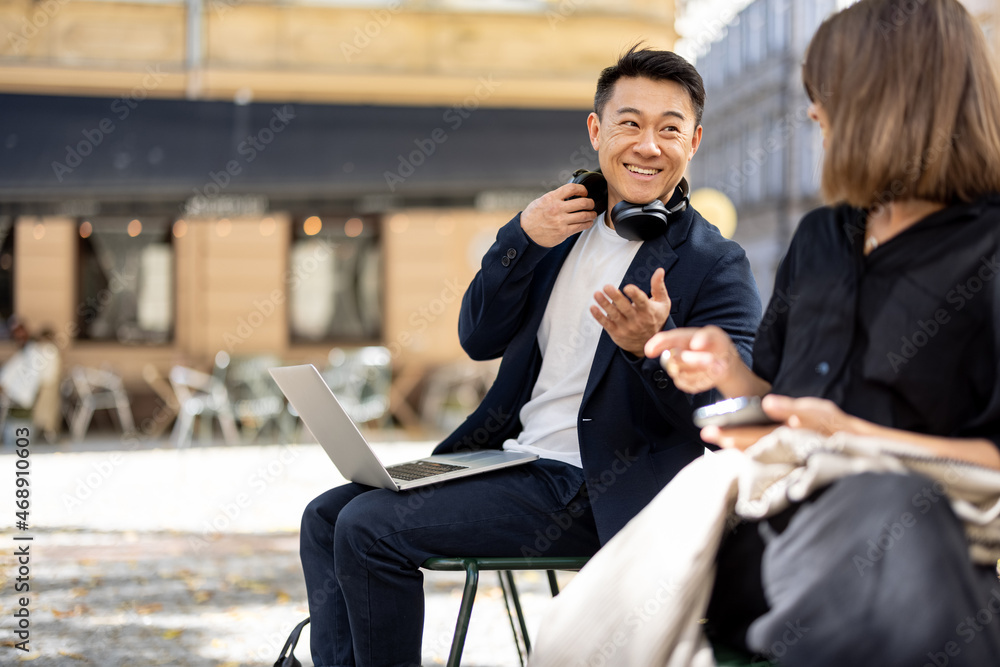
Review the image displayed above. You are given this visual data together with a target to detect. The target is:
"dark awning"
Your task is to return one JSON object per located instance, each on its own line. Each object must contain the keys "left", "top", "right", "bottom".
{"left": 0, "top": 93, "right": 597, "bottom": 216}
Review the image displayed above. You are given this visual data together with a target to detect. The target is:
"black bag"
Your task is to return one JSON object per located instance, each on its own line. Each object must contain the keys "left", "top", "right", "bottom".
{"left": 274, "top": 617, "right": 310, "bottom": 667}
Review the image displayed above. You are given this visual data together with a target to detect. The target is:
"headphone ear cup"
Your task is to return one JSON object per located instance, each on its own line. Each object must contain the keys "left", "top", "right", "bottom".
{"left": 568, "top": 170, "right": 608, "bottom": 216}
{"left": 609, "top": 200, "right": 631, "bottom": 226}
{"left": 610, "top": 200, "right": 669, "bottom": 241}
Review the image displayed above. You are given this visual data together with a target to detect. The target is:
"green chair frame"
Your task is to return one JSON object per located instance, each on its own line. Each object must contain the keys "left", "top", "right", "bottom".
{"left": 421, "top": 555, "right": 774, "bottom": 667}
{"left": 421, "top": 556, "right": 588, "bottom": 667}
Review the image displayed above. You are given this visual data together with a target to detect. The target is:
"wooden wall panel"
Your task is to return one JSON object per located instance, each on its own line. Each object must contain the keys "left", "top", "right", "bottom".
{"left": 13, "top": 216, "right": 75, "bottom": 336}
{"left": 0, "top": 0, "right": 676, "bottom": 108}
{"left": 382, "top": 208, "right": 508, "bottom": 367}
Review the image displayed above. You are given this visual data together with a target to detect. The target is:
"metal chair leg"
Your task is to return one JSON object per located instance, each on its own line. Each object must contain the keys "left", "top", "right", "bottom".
{"left": 446, "top": 558, "right": 480, "bottom": 667}
{"left": 503, "top": 570, "right": 533, "bottom": 655}
{"left": 546, "top": 570, "right": 560, "bottom": 596}
{"left": 498, "top": 572, "right": 527, "bottom": 667}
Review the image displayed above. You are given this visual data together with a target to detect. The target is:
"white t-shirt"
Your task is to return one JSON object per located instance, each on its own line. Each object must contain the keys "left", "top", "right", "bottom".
{"left": 502, "top": 213, "right": 643, "bottom": 467}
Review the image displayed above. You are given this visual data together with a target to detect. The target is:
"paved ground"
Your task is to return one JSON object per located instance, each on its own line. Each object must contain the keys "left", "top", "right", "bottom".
{"left": 0, "top": 431, "right": 576, "bottom": 665}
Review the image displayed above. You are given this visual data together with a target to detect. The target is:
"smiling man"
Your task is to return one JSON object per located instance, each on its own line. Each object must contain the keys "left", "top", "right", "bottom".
{"left": 298, "top": 45, "right": 761, "bottom": 667}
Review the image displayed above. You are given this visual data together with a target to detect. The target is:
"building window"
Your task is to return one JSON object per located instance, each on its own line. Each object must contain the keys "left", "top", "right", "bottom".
{"left": 796, "top": 0, "right": 837, "bottom": 50}
{"left": 0, "top": 216, "right": 13, "bottom": 328}
{"left": 746, "top": 3, "right": 765, "bottom": 65}
{"left": 768, "top": 0, "right": 790, "bottom": 52}
{"left": 726, "top": 22, "right": 742, "bottom": 80}
{"left": 701, "top": 47, "right": 721, "bottom": 91}
{"left": 289, "top": 215, "right": 382, "bottom": 343}
{"left": 727, "top": 134, "right": 743, "bottom": 206}
{"left": 766, "top": 115, "right": 786, "bottom": 197}
{"left": 745, "top": 124, "right": 764, "bottom": 203}
{"left": 689, "top": 148, "right": 706, "bottom": 190}
{"left": 77, "top": 218, "right": 174, "bottom": 344}
{"left": 797, "top": 121, "right": 823, "bottom": 195}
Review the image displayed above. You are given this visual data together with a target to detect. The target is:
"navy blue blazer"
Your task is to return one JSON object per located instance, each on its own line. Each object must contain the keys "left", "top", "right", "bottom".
{"left": 433, "top": 206, "right": 762, "bottom": 543}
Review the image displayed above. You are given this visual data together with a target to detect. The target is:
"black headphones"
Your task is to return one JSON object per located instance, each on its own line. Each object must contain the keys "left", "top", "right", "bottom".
{"left": 568, "top": 169, "right": 690, "bottom": 242}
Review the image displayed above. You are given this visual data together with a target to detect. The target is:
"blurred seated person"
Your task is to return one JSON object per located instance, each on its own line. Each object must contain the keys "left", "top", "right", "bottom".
{"left": 1, "top": 317, "right": 61, "bottom": 442}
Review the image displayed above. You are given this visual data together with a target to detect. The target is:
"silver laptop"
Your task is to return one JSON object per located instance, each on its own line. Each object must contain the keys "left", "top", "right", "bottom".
{"left": 269, "top": 364, "right": 537, "bottom": 491}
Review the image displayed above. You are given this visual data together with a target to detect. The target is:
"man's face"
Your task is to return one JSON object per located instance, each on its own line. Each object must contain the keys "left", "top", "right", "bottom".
{"left": 587, "top": 76, "right": 702, "bottom": 212}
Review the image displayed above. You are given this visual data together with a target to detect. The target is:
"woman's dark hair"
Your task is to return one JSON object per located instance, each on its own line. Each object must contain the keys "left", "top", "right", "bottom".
{"left": 594, "top": 44, "right": 706, "bottom": 126}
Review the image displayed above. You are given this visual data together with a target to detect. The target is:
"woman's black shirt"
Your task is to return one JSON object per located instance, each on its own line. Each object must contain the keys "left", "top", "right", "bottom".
{"left": 753, "top": 196, "right": 1000, "bottom": 449}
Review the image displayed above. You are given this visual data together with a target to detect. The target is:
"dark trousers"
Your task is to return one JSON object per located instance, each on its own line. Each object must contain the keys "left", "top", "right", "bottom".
{"left": 707, "top": 472, "right": 1000, "bottom": 666}
{"left": 299, "top": 459, "right": 601, "bottom": 667}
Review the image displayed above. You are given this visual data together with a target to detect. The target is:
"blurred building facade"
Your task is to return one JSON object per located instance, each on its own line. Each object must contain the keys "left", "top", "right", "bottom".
{"left": 0, "top": 0, "right": 677, "bottom": 426}
{"left": 689, "top": 0, "right": 835, "bottom": 302}
{"left": 691, "top": 0, "right": 1000, "bottom": 302}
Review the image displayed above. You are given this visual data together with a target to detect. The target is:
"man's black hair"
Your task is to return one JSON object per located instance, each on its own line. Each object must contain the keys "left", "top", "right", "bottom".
{"left": 594, "top": 44, "right": 705, "bottom": 126}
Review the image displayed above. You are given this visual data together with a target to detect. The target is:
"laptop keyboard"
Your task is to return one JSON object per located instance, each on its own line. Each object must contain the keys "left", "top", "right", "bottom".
{"left": 386, "top": 461, "right": 468, "bottom": 481}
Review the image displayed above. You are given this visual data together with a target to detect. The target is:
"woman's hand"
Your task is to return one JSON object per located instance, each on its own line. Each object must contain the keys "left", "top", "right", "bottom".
{"left": 700, "top": 424, "right": 781, "bottom": 451}
{"left": 645, "top": 326, "right": 771, "bottom": 398}
{"left": 760, "top": 394, "right": 856, "bottom": 434}
{"left": 645, "top": 326, "right": 739, "bottom": 394}
{"left": 700, "top": 394, "right": 857, "bottom": 451}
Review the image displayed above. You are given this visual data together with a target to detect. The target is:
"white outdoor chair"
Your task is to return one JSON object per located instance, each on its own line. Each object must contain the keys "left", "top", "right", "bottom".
{"left": 64, "top": 366, "right": 136, "bottom": 442}
{"left": 168, "top": 365, "right": 240, "bottom": 447}
{"left": 321, "top": 346, "right": 392, "bottom": 427}
{"left": 218, "top": 353, "right": 294, "bottom": 443}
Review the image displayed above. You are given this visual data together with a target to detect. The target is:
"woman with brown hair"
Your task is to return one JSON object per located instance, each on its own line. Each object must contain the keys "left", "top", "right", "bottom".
{"left": 639, "top": 0, "right": 1000, "bottom": 663}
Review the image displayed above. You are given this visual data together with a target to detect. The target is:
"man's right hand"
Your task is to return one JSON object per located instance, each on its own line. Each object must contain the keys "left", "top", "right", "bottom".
{"left": 520, "top": 183, "right": 598, "bottom": 248}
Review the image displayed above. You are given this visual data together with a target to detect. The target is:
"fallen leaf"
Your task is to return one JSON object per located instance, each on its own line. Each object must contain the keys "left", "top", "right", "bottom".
{"left": 241, "top": 581, "right": 270, "bottom": 594}
{"left": 134, "top": 603, "right": 163, "bottom": 615}
{"left": 193, "top": 590, "right": 212, "bottom": 604}
{"left": 51, "top": 605, "right": 90, "bottom": 618}
{"left": 58, "top": 651, "right": 87, "bottom": 660}
{"left": 70, "top": 588, "right": 89, "bottom": 599}
{"left": 161, "top": 629, "right": 184, "bottom": 640}
{"left": 276, "top": 591, "right": 291, "bottom": 604}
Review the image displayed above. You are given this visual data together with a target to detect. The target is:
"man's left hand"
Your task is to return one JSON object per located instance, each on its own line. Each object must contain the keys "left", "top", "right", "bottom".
{"left": 591, "top": 268, "right": 671, "bottom": 357}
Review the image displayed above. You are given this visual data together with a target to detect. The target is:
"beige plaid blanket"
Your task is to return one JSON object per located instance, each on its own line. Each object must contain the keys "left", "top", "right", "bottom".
{"left": 529, "top": 428, "right": 1000, "bottom": 667}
